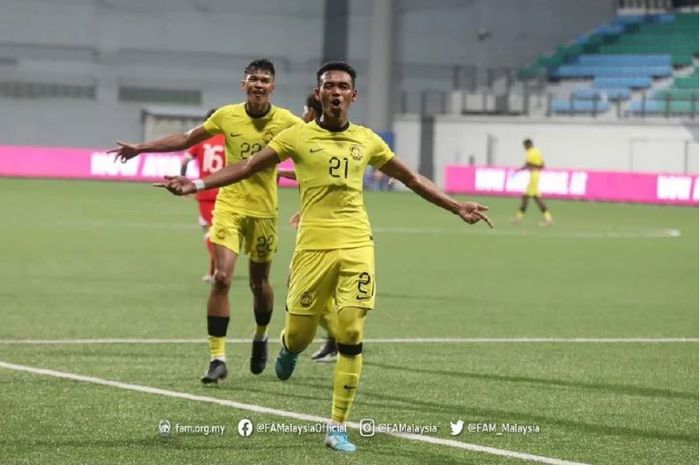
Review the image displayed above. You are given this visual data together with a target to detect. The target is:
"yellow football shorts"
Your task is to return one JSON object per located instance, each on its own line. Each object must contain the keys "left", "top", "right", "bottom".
{"left": 286, "top": 245, "right": 376, "bottom": 315}
{"left": 210, "top": 209, "right": 277, "bottom": 263}
{"left": 526, "top": 169, "right": 541, "bottom": 197}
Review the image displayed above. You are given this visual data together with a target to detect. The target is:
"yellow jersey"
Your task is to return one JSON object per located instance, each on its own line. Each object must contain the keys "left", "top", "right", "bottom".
{"left": 203, "top": 103, "right": 302, "bottom": 217}
{"left": 268, "top": 120, "right": 395, "bottom": 250}
{"left": 525, "top": 147, "right": 544, "bottom": 169}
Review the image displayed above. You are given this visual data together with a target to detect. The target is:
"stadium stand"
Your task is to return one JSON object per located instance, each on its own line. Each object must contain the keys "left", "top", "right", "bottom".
{"left": 629, "top": 65, "right": 699, "bottom": 115}
{"left": 517, "top": 12, "right": 698, "bottom": 117}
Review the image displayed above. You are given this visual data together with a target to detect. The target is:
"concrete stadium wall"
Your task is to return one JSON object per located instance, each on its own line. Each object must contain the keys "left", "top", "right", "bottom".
{"left": 349, "top": 0, "right": 616, "bottom": 109}
{"left": 395, "top": 0, "right": 616, "bottom": 69}
{"left": 393, "top": 115, "right": 700, "bottom": 186}
{"left": 393, "top": 116, "right": 421, "bottom": 173}
{"left": 0, "top": 0, "right": 325, "bottom": 147}
{"left": 0, "top": 0, "right": 615, "bottom": 147}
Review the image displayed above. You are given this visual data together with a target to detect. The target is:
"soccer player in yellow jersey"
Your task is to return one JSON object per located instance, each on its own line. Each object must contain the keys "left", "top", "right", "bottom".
{"left": 280, "top": 93, "right": 339, "bottom": 363}
{"left": 154, "top": 61, "right": 493, "bottom": 452}
{"left": 513, "top": 139, "right": 553, "bottom": 226}
{"left": 109, "top": 59, "right": 303, "bottom": 383}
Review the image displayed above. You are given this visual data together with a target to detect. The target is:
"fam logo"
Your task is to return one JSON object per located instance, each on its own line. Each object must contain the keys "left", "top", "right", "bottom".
{"left": 349, "top": 144, "right": 363, "bottom": 161}
{"left": 159, "top": 419, "right": 171, "bottom": 437}
{"left": 300, "top": 292, "right": 313, "bottom": 308}
{"left": 263, "top": 131, "right": 274, "bottom": 143}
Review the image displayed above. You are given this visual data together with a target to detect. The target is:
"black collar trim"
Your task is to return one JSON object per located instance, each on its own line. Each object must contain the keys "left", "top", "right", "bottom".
{"left": 245, "top": 103, "right": 272, "bottom": 119}
{"left": 317, "top": 118, "right": 350, "bottom": 133}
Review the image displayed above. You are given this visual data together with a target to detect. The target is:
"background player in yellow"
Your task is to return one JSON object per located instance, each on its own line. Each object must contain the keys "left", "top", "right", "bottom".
{"left": 109, "top": 59, "right": 303, "bottom": 383}
{"left": 513, "top": 138, "right": 553, "bottom": 226}
{"left": 154, "top": 61, "right": 493, "bottom": 453}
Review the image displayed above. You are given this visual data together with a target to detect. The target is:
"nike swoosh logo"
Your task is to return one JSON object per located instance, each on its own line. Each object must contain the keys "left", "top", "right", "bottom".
{"left": 230, "top": 133, "right": 242, "bottom": 137}
{"left": 310, "top": 147, "right": 323, "bottom": 153}
{"left": 343, "top": 385, "right": 357, "bottom": 390}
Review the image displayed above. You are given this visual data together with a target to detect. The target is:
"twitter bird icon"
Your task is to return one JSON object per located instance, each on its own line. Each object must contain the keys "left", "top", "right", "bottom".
{"left": 449, "top": 420, "right": 464, "bottom": 436}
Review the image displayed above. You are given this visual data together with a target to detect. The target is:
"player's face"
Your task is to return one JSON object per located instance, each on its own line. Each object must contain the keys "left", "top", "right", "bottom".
{"left": 241, "top": 70, "right": 275, "bottom": 105}
{"left": 316, "top": 70, "right": 357, "bottom": 118}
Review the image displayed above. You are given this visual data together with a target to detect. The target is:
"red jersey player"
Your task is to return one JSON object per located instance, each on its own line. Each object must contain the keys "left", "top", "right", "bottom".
{"left": 180, "top": 110, "right": 226, "bottom": 282}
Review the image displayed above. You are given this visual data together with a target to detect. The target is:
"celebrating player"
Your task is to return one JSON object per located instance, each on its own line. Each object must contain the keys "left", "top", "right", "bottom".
{"left": 110, "top": 59, "right": 303, "bottom": 383}
{"left": 280, "top": 93, "right": 339, "bottom": 363}
{"left": 154, "top": 61, "right": 493, "bottom": 452}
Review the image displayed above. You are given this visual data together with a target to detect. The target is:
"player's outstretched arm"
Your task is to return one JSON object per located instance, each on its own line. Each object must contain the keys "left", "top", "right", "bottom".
{"left": 155, "top": 147, "right": 281, "bottom": 196}
{"left": 379, "top": 157, "right": 493, "bottom": 228}
{"left": 278, "top": 168, "right": 297, "bottom": 180}
{"left": 109, "top": 126, "right": 211, "bottom": 163}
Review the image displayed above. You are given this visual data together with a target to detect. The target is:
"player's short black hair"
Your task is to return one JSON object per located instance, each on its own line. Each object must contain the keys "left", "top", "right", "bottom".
{"left": 244, "top": 59, "right": 275, "bottom": 77}
{"left": 206, "top": 108, "right": 217, "bottom": 119}
{"left": 523, "top": 139, "right": 533, "bottom": 146}
{"left": 316, "top": 61, "right": 356, "bottom": 87}
{"left": 305, "top": 93, "right": 322, "bottom": 115}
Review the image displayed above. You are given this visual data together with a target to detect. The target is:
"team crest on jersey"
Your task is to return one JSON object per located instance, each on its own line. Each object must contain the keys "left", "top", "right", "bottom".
{"left": 215, "top": 227, "right": 227, "bottom": 240}
{"left": 263, "top": 131, "right": 274, "bottom": 143}
{"left": 300, "top": 292, "right": 312, "bottom": 308}
{"left": 349, "top": 144, "right": 363, "bottom": 161}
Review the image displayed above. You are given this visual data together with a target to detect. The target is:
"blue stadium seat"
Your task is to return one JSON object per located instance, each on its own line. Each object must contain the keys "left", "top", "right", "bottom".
{"left": 553, "top": 65, "right": 672, "bottom": 78}
{"left": 573, "top": 34, "right": 591, "bottom": 45}
{"left": 572, "top": 88, "right": 604, "bottom": 100}
{"left": 602, "top": 88, "right": 632, "bottom": 100}
{"left": 574, "top": 87, "right": 630, "bottom": 100}
{"left": 594, "top": 77, "right": 652, "bottom": 89}
{"left": 594, "top": 24, "right": 625, "bottom": 35}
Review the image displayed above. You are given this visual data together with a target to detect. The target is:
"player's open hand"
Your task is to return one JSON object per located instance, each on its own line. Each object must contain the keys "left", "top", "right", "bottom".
{"left": 153, "top": 175, "right": 196, "bottom": 196}
{"left": 289, "top": 212, "right": 301, "bottom": 229}
{"left": 457, "top": 202, "right": 494, "bottom": 228}
{"left": 108, "top": 141, "right": 140, "bottom": 163}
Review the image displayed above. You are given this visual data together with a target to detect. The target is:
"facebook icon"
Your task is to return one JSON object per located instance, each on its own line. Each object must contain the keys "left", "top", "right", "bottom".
{"left": 237, "top": 418, "right": 253, "bottom": 437}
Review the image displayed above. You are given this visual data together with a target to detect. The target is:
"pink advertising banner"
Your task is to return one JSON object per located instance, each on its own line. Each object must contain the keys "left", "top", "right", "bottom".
{"left": 445, "top": 165, "right": 698, "bottom": 206}
{"left": 0, "top": 145, "right": 298, "bottom": 187}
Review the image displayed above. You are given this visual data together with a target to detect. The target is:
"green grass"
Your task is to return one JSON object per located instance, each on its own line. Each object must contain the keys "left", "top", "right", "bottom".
{"left": 0, "top": 178, "right": 697, "bottom": 465}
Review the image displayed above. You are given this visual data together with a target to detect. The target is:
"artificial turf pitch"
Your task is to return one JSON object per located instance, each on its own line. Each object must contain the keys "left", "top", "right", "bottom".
{"left": 0, "top": 178, "right": 697, "bottom": 465}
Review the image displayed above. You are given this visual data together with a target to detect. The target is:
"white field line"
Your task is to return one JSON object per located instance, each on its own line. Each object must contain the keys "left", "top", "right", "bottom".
{"left": 0, "top": 360, "right": 595, "bottom": 465}
{"left": 0, "top": 337, "right": 696, "bottom": 345}
{"left": 372, "top": 226, "right": 682, "bottom": 239}
{"left": 2, "top": 218, "right": 682, "bottom": 239}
